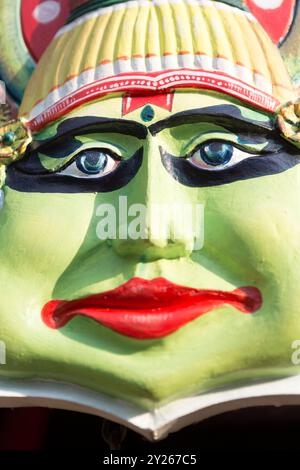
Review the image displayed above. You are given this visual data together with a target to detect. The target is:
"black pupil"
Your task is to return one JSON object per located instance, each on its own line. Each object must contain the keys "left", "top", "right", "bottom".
{"left": 76, "top": 150, "right": 108, "bottom": 174}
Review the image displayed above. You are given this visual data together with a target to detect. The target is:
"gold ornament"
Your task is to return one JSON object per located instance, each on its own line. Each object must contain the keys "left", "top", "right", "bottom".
{"left": 277, "top": 100, "right": 300, "bottom": 145}
{"left": 0, "top": 117, "right": 32, "bottom": 165}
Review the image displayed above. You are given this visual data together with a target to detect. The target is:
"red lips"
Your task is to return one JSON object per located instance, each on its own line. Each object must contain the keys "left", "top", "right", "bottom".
{"left": 41, "top": 277, "right": 262, "bottom": 339}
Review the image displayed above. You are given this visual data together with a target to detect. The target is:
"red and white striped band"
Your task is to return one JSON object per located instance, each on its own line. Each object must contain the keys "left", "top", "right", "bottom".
{"left": 27, "top": 69, "right": 280, "bottom": 132}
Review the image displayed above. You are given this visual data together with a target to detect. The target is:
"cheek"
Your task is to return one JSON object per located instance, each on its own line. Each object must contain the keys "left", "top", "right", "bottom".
{"left": 228, "top": 206, "right": 297, "bottom": 274}
{"left": 0, "top": 189, "right": 96, "bottom": 280}
{"left": 200, "top": 178, "right": 300, "bottom": 284}
{"left": 234, "top": 204, "right": 300, "bottom": 286}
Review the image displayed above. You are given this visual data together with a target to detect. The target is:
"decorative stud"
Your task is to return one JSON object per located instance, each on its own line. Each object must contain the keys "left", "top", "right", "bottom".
{"left": 2, "top": 131, "right": 16, "bottom": 145}
{"left": 140, "top": 105, "right": 155, "bottom": 122}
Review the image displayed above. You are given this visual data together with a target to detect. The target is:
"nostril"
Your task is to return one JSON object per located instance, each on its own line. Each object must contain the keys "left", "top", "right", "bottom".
{"left": 138, "top": 243, "right": 192, "bottom": 263}
{"left": 112, "top": 236, "right": 194, "bottom": 262}
{"left": 113, "top": 240, "right": 192, "bottom": 263}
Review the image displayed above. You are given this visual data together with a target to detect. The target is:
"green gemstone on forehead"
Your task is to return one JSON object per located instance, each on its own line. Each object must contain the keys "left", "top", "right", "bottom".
{"left": 141, "top": 105, "right": 155, "bottom": 122}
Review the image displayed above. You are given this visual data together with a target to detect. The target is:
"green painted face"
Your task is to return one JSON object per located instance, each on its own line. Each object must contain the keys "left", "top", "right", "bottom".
{"left": 1, "top": 90, "right": 300, "bottom": 410}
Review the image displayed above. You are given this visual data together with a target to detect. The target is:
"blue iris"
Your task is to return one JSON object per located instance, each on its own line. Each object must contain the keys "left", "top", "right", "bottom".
{"left": 200, "top": 142, "right": 233, "bottom": 166}
{"left": 76, "top": 150, "right": 108, "bottom": 175}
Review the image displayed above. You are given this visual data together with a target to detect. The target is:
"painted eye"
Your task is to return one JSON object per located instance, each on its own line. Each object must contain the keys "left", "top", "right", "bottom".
{"left": 59, "top": 149, "right": 119, "bottom": 178}
{"left": 188, "top": 141, "right": 257, "bottom": 171}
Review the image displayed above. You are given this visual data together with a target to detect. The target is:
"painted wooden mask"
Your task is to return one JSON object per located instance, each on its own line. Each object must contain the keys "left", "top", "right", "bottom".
{"left": 0, "top": 0, "right": 300, "bottom": 438}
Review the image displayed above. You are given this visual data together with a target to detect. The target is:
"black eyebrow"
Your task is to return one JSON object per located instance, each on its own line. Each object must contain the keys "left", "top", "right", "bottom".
{"left": 148, "top": 104, "right": 275, "bottom": 135}
{"left": 31, "top": 116, "right": 148, "bottom": 152}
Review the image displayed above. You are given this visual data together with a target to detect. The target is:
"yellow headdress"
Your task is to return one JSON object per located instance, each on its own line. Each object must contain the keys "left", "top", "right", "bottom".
{"left": 19, "top": 0, "right": 295, "bottom": 133}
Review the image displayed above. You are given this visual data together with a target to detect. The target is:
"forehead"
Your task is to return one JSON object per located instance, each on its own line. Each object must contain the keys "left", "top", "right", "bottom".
{"left": 35, "top": 90, "right": 272, "bottom": 140}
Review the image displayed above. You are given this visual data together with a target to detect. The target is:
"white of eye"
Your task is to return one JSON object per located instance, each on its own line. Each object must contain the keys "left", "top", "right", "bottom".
{"left": 188, "top": 142, "right": 258, "bottom": 171}
{"left": 59, "top": 149, "right": 119, "bottom": 178}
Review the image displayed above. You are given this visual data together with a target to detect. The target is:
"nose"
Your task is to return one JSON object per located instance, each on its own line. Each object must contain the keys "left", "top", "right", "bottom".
{"left": 111, "top": 136, "right": 204, "bottom": 262}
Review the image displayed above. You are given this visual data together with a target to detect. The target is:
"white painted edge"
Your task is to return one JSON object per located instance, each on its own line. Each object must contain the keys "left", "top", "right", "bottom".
{"left": 1, "top": 375, "right": 300, "bottom": 440}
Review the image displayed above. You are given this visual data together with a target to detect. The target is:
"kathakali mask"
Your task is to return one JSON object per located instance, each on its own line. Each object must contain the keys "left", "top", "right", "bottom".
{"left": 1, "top": 0, "right": 300, "bottom": 440}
